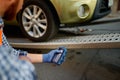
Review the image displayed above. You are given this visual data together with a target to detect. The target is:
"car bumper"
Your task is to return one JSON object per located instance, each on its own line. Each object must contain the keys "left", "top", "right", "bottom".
{"left": 92, "top": 0, "right": 112, "bottom": 20}
{"left": 57, "top": 0, "right": 97, "bottom": 24}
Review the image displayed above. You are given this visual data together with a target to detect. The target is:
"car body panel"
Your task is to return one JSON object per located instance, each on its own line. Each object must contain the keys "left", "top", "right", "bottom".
{"left": 4, "top": 0, "right": 23, "bottom": 26}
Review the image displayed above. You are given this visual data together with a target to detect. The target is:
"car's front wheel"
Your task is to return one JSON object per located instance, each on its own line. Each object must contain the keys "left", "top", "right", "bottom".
{"left": 18, "top": 0, "right": 58, "bottom": 42}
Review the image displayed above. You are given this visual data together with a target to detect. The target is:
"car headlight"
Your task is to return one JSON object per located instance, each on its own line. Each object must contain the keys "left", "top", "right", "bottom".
{"left": 77, "top": 4, "right": 90, "bottom": 19}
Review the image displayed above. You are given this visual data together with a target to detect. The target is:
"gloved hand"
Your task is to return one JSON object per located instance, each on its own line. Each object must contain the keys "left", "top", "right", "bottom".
{"left": 43, "top": 47, "right": 67, "bottom": 65}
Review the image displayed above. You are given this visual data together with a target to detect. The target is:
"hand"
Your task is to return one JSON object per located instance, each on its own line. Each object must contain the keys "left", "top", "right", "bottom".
{"left": 43, "top": 47, "right": 67, "bottom": 65}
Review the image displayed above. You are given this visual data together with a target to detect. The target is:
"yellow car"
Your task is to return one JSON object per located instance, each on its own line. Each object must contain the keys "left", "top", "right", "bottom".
{"left": 7, "top": 0, "right": 113, "bottom": 42}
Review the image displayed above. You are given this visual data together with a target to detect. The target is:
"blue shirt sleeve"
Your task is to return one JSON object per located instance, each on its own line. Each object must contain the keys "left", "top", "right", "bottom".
{"left": 2, "top": 33, "right": 28, "bottom": 58}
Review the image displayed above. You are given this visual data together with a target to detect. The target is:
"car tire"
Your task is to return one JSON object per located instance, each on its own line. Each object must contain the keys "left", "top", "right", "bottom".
{"left": 18, "top": 0, "right": 58, "bottom": 42}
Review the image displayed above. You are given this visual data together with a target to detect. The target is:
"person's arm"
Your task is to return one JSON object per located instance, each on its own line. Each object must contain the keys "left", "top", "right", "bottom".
{"left": 19, "top": 53, "right": 43, "bottom": 63}
{"left": 19, "top": 47, "right": 67, "bottom": 65}
{"left": 2, "top": 32, "right": 67, "bottom": 64}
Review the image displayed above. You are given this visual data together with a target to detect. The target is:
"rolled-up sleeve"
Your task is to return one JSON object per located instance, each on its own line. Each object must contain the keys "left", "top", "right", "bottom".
{"left": 2, "top": 33, "right": 28, "bottom": 58}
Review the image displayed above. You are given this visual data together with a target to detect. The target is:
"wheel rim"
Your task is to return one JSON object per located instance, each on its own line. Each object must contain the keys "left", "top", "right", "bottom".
{"left": 22, "top": 5, "right": 48, "bottom": 38}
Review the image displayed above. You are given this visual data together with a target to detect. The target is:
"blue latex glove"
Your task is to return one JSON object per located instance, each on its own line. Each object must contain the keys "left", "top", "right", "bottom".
{"left": 43, "top": 47, "right": 67, "bottom": 65}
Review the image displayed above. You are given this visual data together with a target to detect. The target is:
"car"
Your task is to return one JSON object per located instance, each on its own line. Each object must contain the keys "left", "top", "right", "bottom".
{"left": 6, "top": 0, "right": 113, "bottom": 42}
